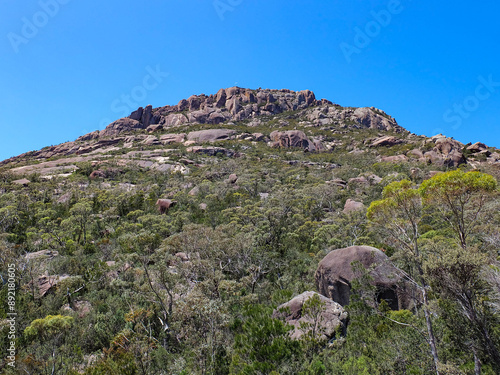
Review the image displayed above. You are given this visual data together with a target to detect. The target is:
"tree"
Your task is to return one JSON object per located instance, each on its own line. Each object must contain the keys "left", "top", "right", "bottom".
{"left": 420, "top": 170, "right": 500, "bottom": 372}
{"left": 367, "top": 180, "right": 440, "bottom": 374}
{"left": 63, "top": 200, "right": 93, "bottom": 245}
{"left": 230, "top": 304, "right": 301, "bottom": 374}
{"left": 419, "top": 170, "right": 497, "bottom": 250}
{"left": 24, "top": 314, "right": 74, "bottom": 374}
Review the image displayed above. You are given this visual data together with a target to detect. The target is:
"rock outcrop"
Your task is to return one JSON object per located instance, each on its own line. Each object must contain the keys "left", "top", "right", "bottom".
{"left": 273, "top": 291, "right": 347, "bottom": 341}
{"left": 270, "top": 130, "right": 323, "bottom": 151}
{"left": 422, "top": 136, "right": 466, "bottom": 167}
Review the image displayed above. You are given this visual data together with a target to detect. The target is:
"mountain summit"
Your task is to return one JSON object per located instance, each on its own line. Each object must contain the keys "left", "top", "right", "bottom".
{"left": 94, "top": 87, "right": 402, "bottom": 139}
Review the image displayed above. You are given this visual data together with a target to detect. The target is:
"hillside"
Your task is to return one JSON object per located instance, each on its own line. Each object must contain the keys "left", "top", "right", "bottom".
{"left": 1, "top": 87, "right": 500, "bottom": 374}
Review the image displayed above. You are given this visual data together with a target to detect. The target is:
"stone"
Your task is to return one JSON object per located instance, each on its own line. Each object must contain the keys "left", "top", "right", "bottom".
{"left": 380, "top": 155, "right": 409, "bottom": 163}
{"left": 315, "top": 246, "right": 410, "bottom": 310}
{"left": 408, "top": 149, "right": 424, "bottom": 159}
{"left": 77, "top": 130, "right": 100, "bottom": 142}
{"left": 160, "top": 133, "right": 186, "bottom": 144}
{"left": 353, "top": 108, "right": 398, "bottom": 131}
{"left": 270, "top": 130, "right": 317, "bottom": 151}
{"left": 435, "top": 137, "right": 463, "bottom": 155}
{"left": 187, "top": 129, "right": 236, "bottom": 142}
{"left": 175, "top": 252, "right": 190, "bottom": 262}
{"left": 343, "top": 199, "right": 365, "bottom": 214}
{"left": 467, "top": 142, "right": 488, "bottom": 153}
{"left": 156, "top": 199, "right": 177, "bottom": 214}
{"left": 142, "top": 105, "right": 154, "bottom": 127}
{"left": 199, "top": 203, "right": 207, "bottom": 210}
{"left": 188, "top": 187, "right": 200, "bottom": 196}
{"left": 62, "top": 300, "right": 92, "bottom": 318}
{"left": 252, "top": 133, "right": 265, "bottom": 141}
{"left": 327, "top": 178, "right": 347, "bottom": 188}
{"left": 141, "top": 135, "right": 160, "bottom": 146}
{"left": 26, "top": 250, "right": 59, "bottom": 261}
{"left": 227, "top": 174, "right": 238, "bottom": 184}
{"left": 186, "top": 146, "right": 236, "bottom": 157}
{"left": 371, "top": 136, "right": 402, "bottom": 147}
{"left": 273, "top": 291, "right": 347, "bottom": 341}
{"left": 348, "top": 176, "right": 369, "bottom": 186}
{"left": 12, "top": 178, "right": 30, "bottom": 185}
{"left": 164, "top": 113, "right": 188, "bottom": 127}
{"left": 100, "top": 118, "right": 144, "bottom": 137}
{"left": 37, "top": 274, "right": 70, "bottom": 297}
{"left": 146, "top": 124, "right": 163, "bottom": 133}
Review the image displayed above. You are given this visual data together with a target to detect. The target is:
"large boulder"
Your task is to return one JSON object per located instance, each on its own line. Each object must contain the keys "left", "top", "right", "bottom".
{"left": 37, "top": 274, "right": 70, "bottom": 297}
{"left": 315, "top": 246, "right": 410, "bottom": 310}
{"left": 187, "top": 129, "right": 236, "bottom": 142}
{"left": 371, "top": 136, "right": 402, "bottom": 147}
{"left": 467, "top": 142, "right": 488, "bottom": 153}
{"left": 343, "top": 199, "right": 365, "bottom": 214}
{"left": 156, "top": 199, "right": 177, "bottom": 214}
{"left": 160, "top": 133, "right": 186, "bottom": 144}
{"left": 100, "top": 118, "right": 145, "bottom": 137}
{"left": 273, "top": 291, "right": 347, "bottom": 341}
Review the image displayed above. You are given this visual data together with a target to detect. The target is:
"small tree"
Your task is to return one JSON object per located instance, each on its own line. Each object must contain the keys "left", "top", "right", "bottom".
{"left": 367, "top": 180, "right": 440, "bottom": 374}
{"left": 419, "top": 170, "right": 497, "bottom": 250}
{"left": 24, "top": 314, "right": 74, "bottom": 374}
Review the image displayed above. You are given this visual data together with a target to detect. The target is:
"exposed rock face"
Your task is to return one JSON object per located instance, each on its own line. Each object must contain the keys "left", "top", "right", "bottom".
{"left": 156, "top": 199, "right": 177, "bottom": 214}
{"left": 273, "top": 291, "right": 347, "bottom": 341}
{"left": 315, "top": 246, "right": 410, "bottom": 310}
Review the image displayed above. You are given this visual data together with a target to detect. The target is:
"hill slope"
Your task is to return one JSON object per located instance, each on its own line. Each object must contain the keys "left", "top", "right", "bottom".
{"left": 1, "top": 87, "right": 500, "bottom": 374}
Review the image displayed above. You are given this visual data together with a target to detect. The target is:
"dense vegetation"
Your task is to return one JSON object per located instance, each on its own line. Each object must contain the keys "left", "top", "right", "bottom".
{"left": 1, "top": 123, "right": 500, "bottom": 374}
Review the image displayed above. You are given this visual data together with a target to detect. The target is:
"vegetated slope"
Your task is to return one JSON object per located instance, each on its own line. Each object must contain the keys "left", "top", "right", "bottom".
{"left": 0, "top": 87, "right": 499, "bottom": 374}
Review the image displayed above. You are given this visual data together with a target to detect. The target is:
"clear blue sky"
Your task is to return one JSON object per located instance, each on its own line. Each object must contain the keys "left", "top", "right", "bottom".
{"left": 1, "top": 0, "right": 500, "bottom": 161}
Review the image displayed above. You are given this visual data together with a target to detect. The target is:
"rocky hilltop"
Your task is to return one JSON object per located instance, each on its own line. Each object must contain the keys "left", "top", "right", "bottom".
{"left": 96, "top": 87, "right": 401, "bottom": 138}
{"left": 1, "top": 87, "right": 499, "bottom": 177}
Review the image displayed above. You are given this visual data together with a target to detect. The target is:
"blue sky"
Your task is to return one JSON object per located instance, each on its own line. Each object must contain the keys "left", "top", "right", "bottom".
{"left": 1, "top": 0, "right": 500, "bottom": 161}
